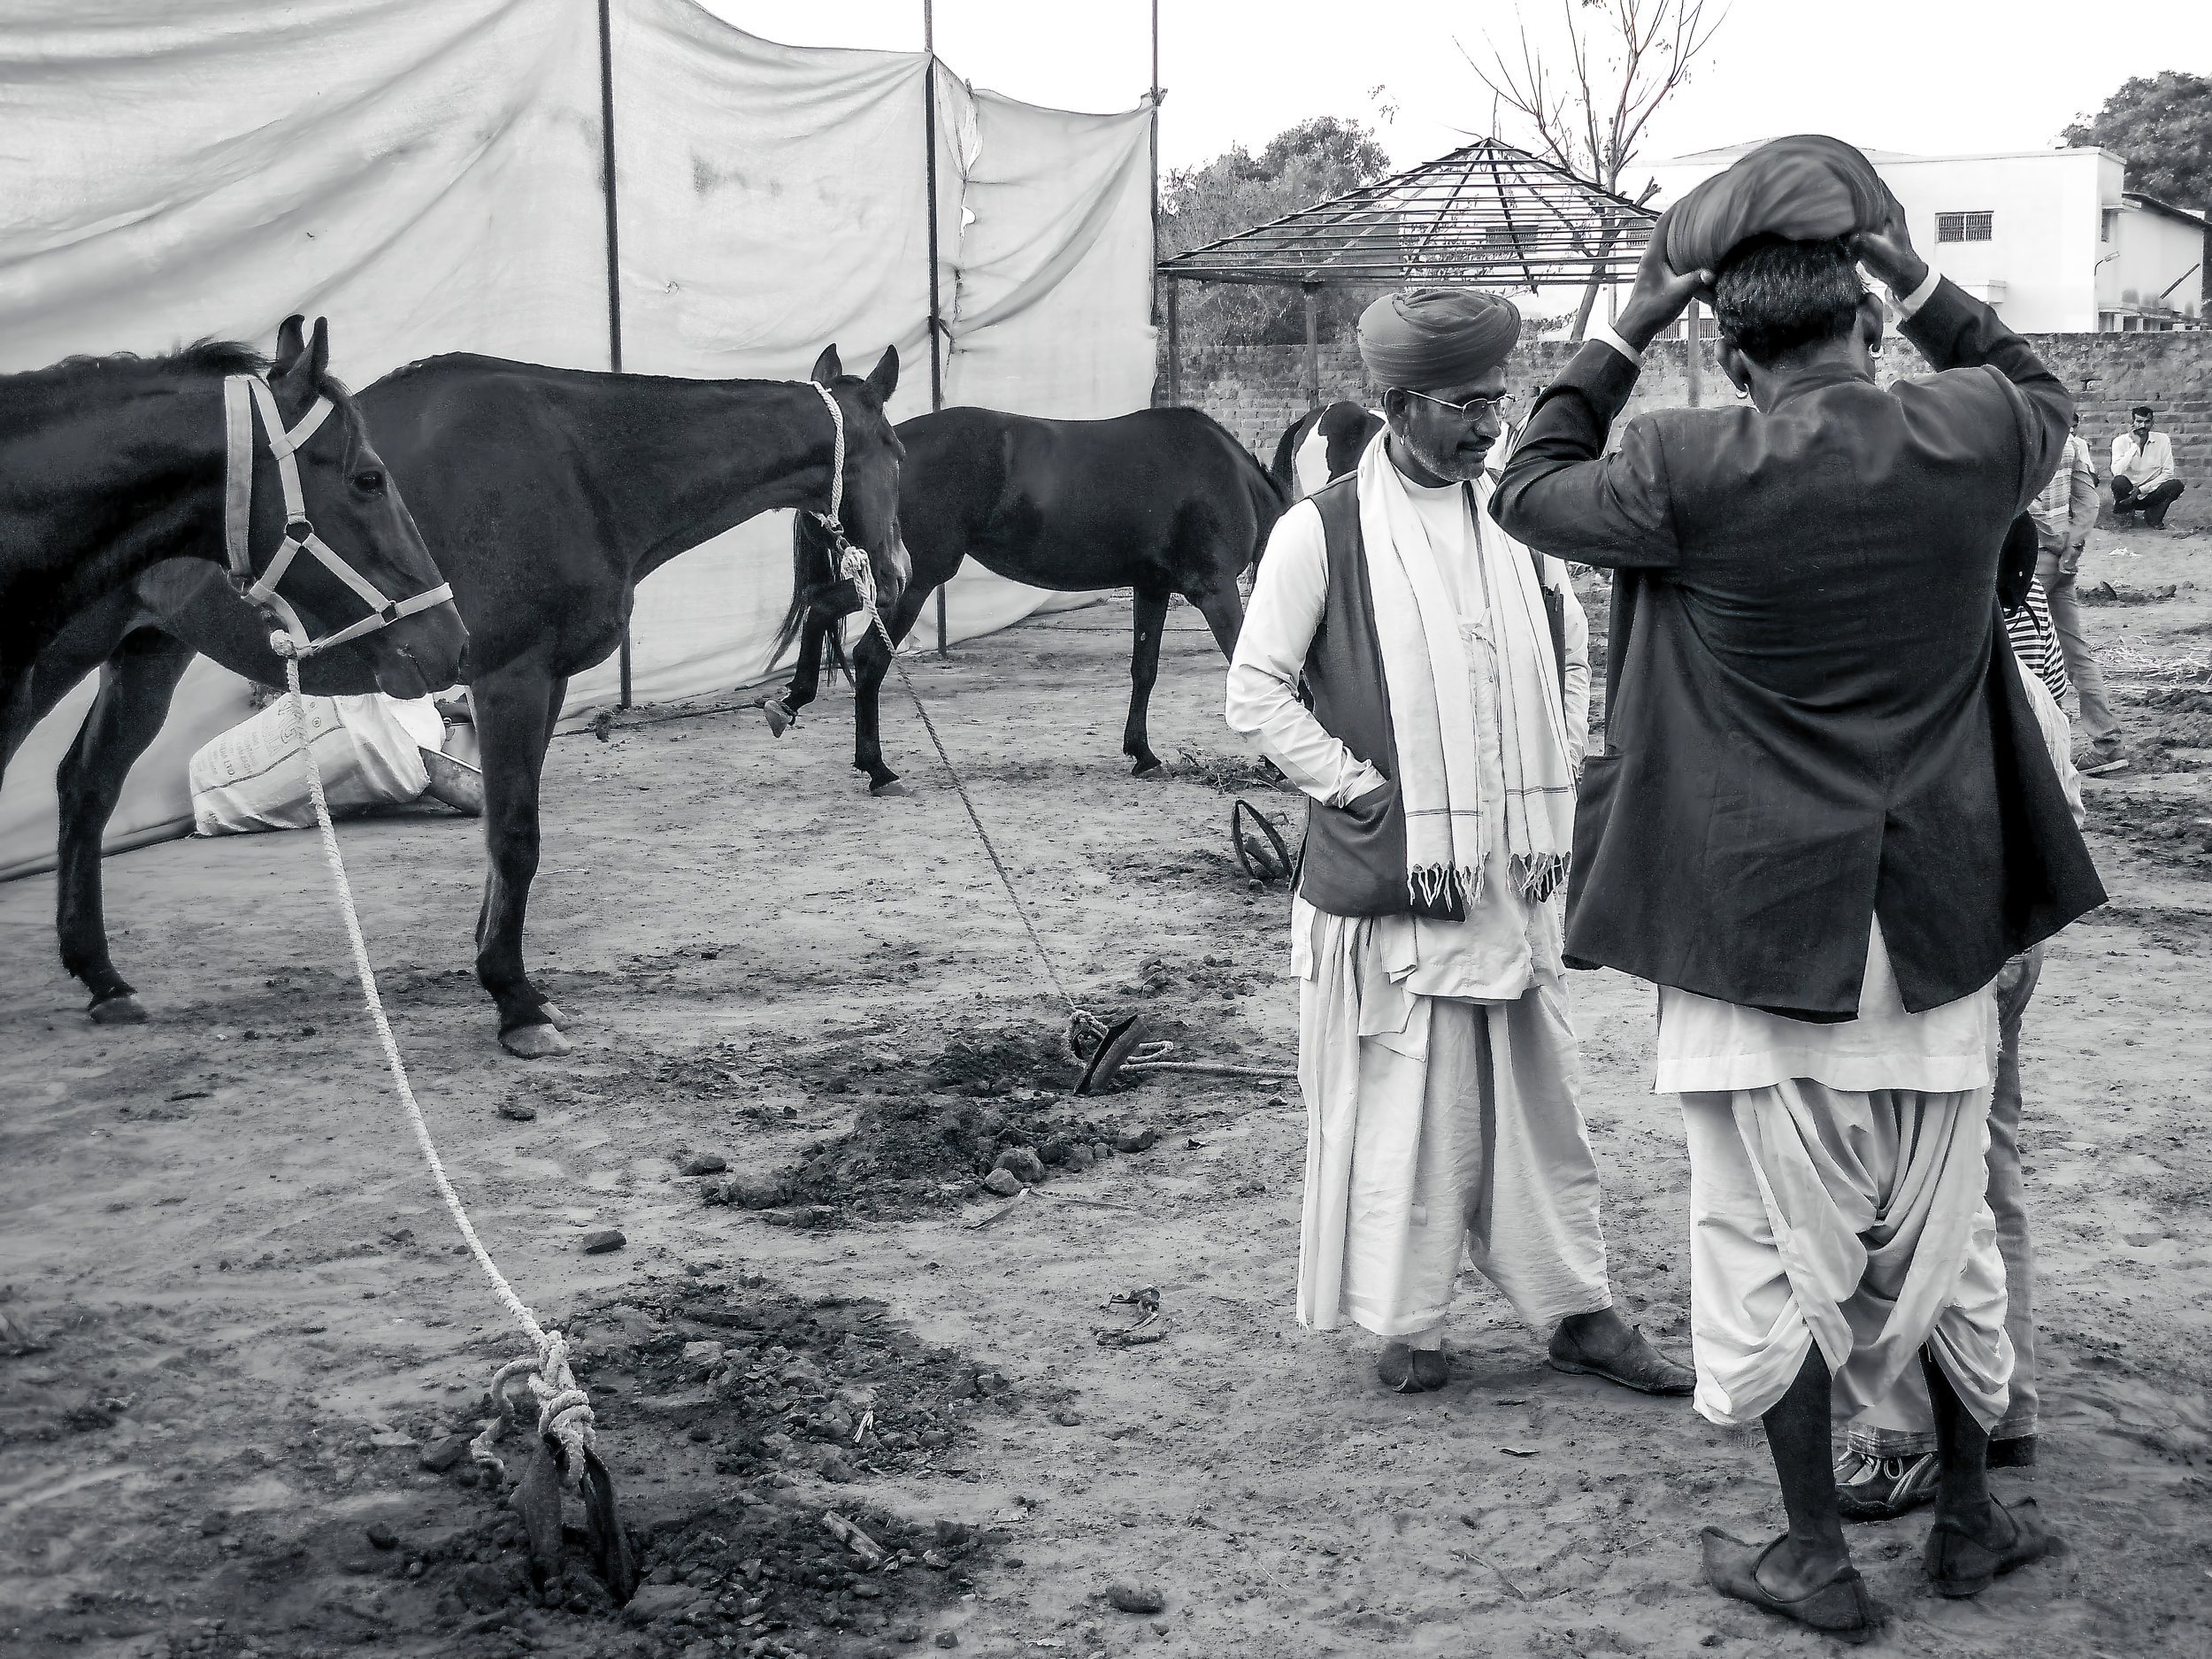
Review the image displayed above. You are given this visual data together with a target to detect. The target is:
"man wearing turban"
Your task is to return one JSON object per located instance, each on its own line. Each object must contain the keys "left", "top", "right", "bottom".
{"left": 1225, "top": 287, "right": 1691, "bottom": 1400}
{"left": 1491, "top": 137, "right": 2101, "bottom": 1635}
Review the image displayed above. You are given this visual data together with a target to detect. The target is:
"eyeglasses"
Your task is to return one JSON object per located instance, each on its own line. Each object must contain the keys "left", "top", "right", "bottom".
{"left": 1399, "top": 388, "right": 1515, "bottom": 421}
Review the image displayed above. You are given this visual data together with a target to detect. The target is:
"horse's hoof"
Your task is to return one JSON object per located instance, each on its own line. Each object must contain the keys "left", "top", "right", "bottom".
{"left": 88, "top": 994, "right": 148, "bottom": 1025}
{"left": 1131, "top": 760, "right": 1165, "bottom": 779}
{"left": 501, "top": 1023, "right": 570, "bottom": 1059}
{"left": 869, "top": 778, "right": 907, "bottom": 797}
{"left": 535, "top": 1001, "right": 569, "bottom": 1030}
{"left": 763, "top": 699, "right": 793, "bottom": 738}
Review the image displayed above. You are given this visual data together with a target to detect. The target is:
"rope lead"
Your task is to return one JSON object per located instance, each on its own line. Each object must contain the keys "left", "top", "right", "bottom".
{"left": 278, "top": 645, "right": 596, "bottom": 1491}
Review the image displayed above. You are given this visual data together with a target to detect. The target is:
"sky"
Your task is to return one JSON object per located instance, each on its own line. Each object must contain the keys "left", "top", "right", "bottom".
{"left": 703, "top": 0, "right": 2212, "bottom": 196}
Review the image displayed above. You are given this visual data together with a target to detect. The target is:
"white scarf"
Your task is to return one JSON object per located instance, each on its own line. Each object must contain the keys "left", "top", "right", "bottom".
{"left": 1355, "top": 432, "right": 1577, "bottom": 911}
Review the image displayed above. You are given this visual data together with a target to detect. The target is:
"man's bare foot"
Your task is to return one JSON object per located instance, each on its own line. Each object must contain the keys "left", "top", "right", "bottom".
{"left": 1548, "top": 1307, "right": 1694, "bottom": 1396}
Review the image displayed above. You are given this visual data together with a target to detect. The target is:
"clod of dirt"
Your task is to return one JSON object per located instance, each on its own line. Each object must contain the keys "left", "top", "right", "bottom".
{"left": 498, "top": 1099, "right": 539, "bottom": 1122}
{"left": 982, "top": 1170, "right": 1021, "bottom": 1197}
{"left": 365, "top": 1521, "right": 399, "bottom": 1550}
{"left": 992, "top": 1146, "right": 1046, "bottom": 1185}
{"left": 680, "top": 1152, "right": 729, "bottom": 1176}
{"left": 1106, "top": 1581, "right": 1166, "bottom": 1614}
{"left": 581, "top": 1228, "right": 627, "bottom": 1254}
{"left": 419, "top": 1433, "right": 471, "bottom": 1472}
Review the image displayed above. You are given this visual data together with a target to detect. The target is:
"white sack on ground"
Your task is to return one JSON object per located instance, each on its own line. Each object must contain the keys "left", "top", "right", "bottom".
{"left": 189, "top": 695, "right": 445, "bottom": 836}
{"left": 0, "top": 0, "right": 1153, "bottom": 876}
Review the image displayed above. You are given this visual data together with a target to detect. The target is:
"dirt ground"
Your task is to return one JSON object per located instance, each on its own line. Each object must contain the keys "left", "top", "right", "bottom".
{"left": 5, "top": 523, "right": 2212, "bottom": 1659}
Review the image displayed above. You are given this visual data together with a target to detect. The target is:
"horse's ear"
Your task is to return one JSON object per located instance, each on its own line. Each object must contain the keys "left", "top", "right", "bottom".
{"left": 273, "top": 315, "right": 307, "bottom": 372}
{"left": 307, "top": 317, "right": 331, "bottom": 384}
{"left": 864, "top": 345, "right": 899, "bottom": 405}
{"left": 809, "top": 344, "right": 842, "bottom": 386}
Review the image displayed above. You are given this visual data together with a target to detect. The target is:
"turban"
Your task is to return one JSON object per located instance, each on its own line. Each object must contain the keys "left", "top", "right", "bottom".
{"left": 1663, "top": 134, "right": 1905, "bottom": 273}
{"left": 1356, "top": 288, "right": 1521, "bottom": 388}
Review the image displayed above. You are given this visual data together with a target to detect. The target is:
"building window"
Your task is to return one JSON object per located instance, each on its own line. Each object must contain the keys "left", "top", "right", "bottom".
{"left": 2101, "top": 208, "right": 2120, "bottom": 244}
{"left": 1936, "top": 211, "right": 1993, "bottom": 242}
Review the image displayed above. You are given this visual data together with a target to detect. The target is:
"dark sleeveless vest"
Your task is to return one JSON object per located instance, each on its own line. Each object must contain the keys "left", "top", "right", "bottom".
{"left": 1294, "top": 475, "right": 1566, "bottom": 921}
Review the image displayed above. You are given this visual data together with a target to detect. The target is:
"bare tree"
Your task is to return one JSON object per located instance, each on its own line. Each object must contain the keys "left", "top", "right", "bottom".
{"left": 1464, "top": 0, "right": 1727, "bottom": 339}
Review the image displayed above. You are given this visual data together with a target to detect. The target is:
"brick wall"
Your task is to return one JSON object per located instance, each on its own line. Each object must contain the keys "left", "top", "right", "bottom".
{"left": 1166, "top": 331, "right": 2212, "bottom": 526}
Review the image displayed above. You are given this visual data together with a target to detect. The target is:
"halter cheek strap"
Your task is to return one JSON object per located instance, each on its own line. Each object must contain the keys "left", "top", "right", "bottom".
{"left": 223, "top": 373, "right": 454, "bottom": 658}
{"left": 806, "top": 380, "right": 875, "bottom": 611}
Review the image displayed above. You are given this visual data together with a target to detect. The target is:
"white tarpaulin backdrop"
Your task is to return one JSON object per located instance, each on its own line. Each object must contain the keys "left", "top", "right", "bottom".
{"left": 0, "top": 0, "right": 1156, "bottom": 882}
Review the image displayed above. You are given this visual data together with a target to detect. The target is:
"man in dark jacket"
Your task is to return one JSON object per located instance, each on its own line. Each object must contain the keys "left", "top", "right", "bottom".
{"left": 1492, "top": 164, "right": 2101, "bottom": 1637}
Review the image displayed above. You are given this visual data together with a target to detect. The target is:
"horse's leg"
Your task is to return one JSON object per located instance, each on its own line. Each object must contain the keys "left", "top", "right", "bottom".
{"left": 852, "top": 583, "right": 933, "bottom": 795}
{"left": 471, "top": 658, "right": 567, "bottom": 1058}
{"left": 1124, "top": 588, "right": 1171, "bottom": 777}
{"left": 1187, "top": 580, "right": 1247, "bottom": 659}
{"left": 768, "top": 611, "right": 827, "bottom": 737}
{"left": 56, "top": 630, "right": 200, "bottom": 1021}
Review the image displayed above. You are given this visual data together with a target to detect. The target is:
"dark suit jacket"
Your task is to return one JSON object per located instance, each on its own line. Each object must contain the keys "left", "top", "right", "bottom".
{"left": 1490, "top": 279, "right": 2104, "bottom": 1018}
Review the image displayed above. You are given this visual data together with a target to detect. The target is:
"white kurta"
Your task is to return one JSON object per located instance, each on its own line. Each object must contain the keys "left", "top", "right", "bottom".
{"left": 1229, "top": 459, "right": 1609, "bottom": 1340}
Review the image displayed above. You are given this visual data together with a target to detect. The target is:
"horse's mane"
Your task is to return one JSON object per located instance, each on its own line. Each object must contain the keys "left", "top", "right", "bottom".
{"left": 11, "top": 339, "right": 272, "bottom": 387}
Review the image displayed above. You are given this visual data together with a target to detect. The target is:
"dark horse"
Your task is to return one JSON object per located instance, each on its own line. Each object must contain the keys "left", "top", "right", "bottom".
{"left": 24, "top": 343, "right": 905, "bottom": 1056}
{"left": 1268, "top": 400, "right": 1382, "bottom": 501}
{"left": 1, "top": 318, "right": 467, "bottom": 776}
{"left": 772, "top": 404, "right": 1284, "bottom": 792}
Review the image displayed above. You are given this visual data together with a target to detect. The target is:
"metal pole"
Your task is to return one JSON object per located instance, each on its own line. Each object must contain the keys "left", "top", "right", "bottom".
{"left": 1165, "top": 279, "right": 1181, "bottom": 407}
{"left": 1148, "top": 0, "right": 1161, "bottom": 328}
{"left": 1684, "top": 298, "right": 1701, "bottom": 408}
{"left": 597, "top": 0, "right": 632, "bottom": 708}
{"left": 1302, "top": 285, "right": 1320, "bottom": 411}
{"left": 924, "top": 1, "right": 948, "bottom": 657}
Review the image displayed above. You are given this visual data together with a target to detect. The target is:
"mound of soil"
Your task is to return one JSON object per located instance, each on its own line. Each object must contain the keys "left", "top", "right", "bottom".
{"left": 2121, "top": 684, "right": 2212, "bottom": 770}
{"left": 2086, "top": 790, "right": 2212, "bottom": 872}
{"left": 382, "top": 1282, "right": 1014, "bottom": 1655}
{"left": 704, "top": 1085, "right": 1164, "bottom": 1223}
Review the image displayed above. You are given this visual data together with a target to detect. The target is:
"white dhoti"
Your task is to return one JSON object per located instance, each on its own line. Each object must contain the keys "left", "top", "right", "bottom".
{"left": 1295, "top": 907, "right": 1612, "bottom": 1338}
{"left": 1681, "top": 1079, "right": 2012, "bottom": 1430}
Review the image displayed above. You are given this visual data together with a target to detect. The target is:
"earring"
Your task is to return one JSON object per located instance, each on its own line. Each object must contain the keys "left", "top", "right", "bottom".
{"left": 1732, "top": 382, "right": 1749, "bottom": 400}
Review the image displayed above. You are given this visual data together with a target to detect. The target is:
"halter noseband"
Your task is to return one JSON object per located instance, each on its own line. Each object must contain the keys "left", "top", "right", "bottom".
{"left": 223, "top": 373, "right": 454, "bottom": 659}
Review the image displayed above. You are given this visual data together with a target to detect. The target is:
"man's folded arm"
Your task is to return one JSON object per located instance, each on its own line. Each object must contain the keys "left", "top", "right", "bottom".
{"left": 1896, "top": 274, "right": 2071, "bottom": 514}
{"left": 1225, "top": 504, "right": 1386, "bottom": 807}
{"left": 1489, "top": 338, "right": 1681, "bottom": 570}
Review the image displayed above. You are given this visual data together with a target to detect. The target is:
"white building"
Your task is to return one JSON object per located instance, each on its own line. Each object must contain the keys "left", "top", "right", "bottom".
{"left": 1628, "top": 142, "right": 2207, "bottom": 333}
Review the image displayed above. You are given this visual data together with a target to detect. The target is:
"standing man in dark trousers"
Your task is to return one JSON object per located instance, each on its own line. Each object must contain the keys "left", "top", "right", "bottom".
{"left": 1491, "top": 136, "right": 2104, "bottom": 1640}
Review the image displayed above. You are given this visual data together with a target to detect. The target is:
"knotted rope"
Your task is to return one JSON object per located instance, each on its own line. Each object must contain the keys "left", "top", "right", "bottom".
{"left": 275, "top": 646, "right": 596, "bottom": 1491}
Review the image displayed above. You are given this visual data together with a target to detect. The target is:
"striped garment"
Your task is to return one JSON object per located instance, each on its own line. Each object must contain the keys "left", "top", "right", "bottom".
{"left": 2005, "top": 580, "right": 2070, "bottom": 703}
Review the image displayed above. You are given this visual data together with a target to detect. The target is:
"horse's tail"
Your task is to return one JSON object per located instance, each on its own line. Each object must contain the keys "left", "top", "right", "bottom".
{"left": 771, "top": 516, "right": 853, "bottom": 680}
{"left": 1266, "top": 411, "right": 1310, "bottom": 501}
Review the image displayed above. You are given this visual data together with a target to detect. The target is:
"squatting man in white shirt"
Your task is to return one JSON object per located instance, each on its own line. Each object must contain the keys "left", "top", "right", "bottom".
{"left": 1225, "top": 287, "right": 1692, "bottom": 1399}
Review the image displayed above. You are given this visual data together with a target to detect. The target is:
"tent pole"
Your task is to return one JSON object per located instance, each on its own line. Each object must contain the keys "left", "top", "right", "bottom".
{"left": 1165, "top": 279, "right": 1181, "bottom": 407}
{"left": 1684, "top": 298, "right": 1702, "bottom": 408}
{"left": 1302, "top": 285, "right": 1320, "bottom": 411}
{"left": 597, "top": 0, "right": 631, "bottom": 709}
{"left": 924, "top": 0, "right": 948, "bottom": 657}
{"left": 1148, "top": 0, "right": 1161, "bottom": 329}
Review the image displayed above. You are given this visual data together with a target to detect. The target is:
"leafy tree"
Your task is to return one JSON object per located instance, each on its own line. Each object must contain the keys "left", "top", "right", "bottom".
{"left": 1161, "top": 116, "right": 1394, "bottom": 350}
{"left": 2066, "top": 72, "right": 2212, "bottom": 311}
{"left": 2064, "top": 72, "right": 2212, "bottom": 210}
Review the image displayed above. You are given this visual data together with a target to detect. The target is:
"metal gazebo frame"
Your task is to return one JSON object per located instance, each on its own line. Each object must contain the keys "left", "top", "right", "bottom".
{"left": 1155, "top": 136, "right": 1660, "bottom": 409}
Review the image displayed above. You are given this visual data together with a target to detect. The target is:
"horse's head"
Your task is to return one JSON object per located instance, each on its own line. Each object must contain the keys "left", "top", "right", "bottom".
{"left": 248, "top": 316, "right": 468, "bottom": 697}
{"left": 794, "top": 344, "right": 909, "bottom": 632}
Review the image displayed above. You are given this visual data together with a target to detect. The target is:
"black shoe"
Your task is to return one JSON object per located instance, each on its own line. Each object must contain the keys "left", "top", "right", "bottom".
{"left": 1376, "top": 1343, "right": 1450, "bottom": 1393}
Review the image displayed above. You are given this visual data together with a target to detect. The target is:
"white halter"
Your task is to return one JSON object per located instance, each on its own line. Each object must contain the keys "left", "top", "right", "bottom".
{"left": 222, "top": 373, "right": 454, "bottom": 658}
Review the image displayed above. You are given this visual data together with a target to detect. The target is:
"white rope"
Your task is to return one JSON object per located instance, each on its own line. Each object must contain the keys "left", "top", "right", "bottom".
{"left": 278, "top": 649, "right": 595, "bottom": 1489}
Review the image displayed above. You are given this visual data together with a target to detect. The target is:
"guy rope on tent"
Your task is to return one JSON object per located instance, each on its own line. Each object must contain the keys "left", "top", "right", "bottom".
{"left": 798, "top": 386, "right": 1294, "bottom": 1095}
{"left": 230, "top": 366, "right": 635, "bottom": 1603}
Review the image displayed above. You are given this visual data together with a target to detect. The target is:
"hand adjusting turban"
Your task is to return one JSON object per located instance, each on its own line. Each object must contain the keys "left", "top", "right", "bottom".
{"left": 1662, "top": 134, "right": 1905, "bottom": 273}
{"left": 1356, "top": 288, "right": 1522, "bottom": 389}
